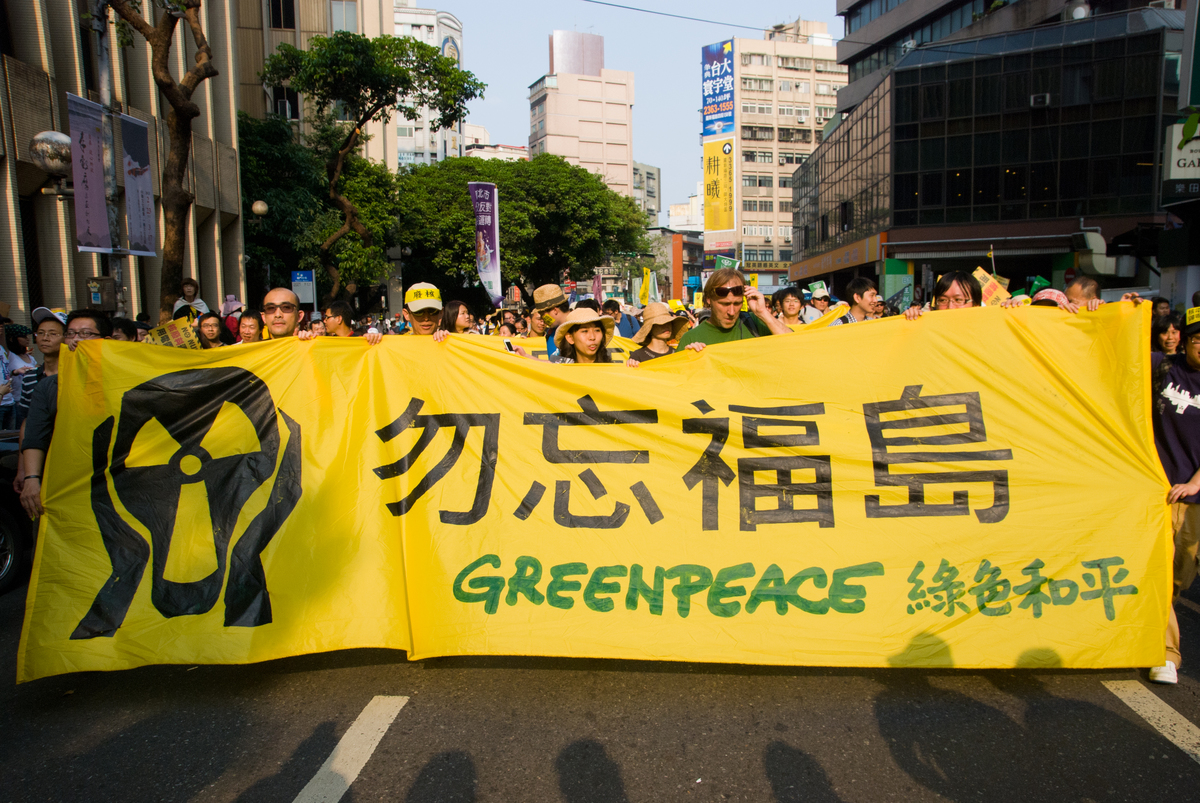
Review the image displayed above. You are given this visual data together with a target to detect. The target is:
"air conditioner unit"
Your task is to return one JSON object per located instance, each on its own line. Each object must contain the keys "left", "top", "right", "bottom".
{"left": 779, "top": 156, "right": 787, "bottom": 165}
{"left": 764, "top": 235, "right": 773, "bottom": 243}
{"left": 1030, "top": 93, "right": 1052, "bottom": 108}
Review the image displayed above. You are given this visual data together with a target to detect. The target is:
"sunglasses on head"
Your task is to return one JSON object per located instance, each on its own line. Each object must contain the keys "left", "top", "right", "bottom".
{"left": 713, "top": 285, "right": 746, "bottom": 299}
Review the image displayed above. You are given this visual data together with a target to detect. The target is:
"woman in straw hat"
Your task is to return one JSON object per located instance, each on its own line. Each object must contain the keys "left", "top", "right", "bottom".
{"left": 629, "top": 302, "right": 705, "bottom": 362}
{"left": 513, "top": 308, "right": 629, "bottom": 365}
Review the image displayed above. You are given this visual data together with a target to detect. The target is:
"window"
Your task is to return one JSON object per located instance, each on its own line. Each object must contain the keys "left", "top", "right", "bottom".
{"left": 778, "top": 57, "right": 812, "bottom": 71}
{"left": 743, "top": 150, "right": 773, "bottom": 163}
{"left": 272, "top": 87, "right": 299, "bottom": 119}
{"left": 270, "top": 0, "right": 295, "bottom": 28}
{"left": 779, "top": 201, "right": 793, "bottom": 213}
{"left": 816, "top": 60, "right": 847, "bottom": 74}
{"left": 396, "top": 125, "right": 414, "bottom": 137}
{"left": 331, "top": 0, "right": 357, "bottom": 32}
{"left": 757, "top": 175, "right": 773, "bottom": 188}
{"left": 779, "top": 176, "right": 794, "bottom": 188}
{"left": 743, "top": 175, "right": 759, "bottom": 187}
{"left": 778, "top": 105, "right": 794, "bottom": 116}
{"left": 797, "top": 81, "right": 810, "bottom": 93}
{"left": 742, "top": 53, "right": 770, "bottom": 66}
{"left": 779, "top": 249, "right": 793, "bottom": 262}
{"left": 744, "top": 248, "right": 773, "bottom": 261}
{"left": 816, "top": 83, "right": 835, "bottom": 96}
{"left": 779, "top": 80, "right": 793, "bottom": 92}
{"left": 742, "top": 101, "right": 772, "bottom": 115}
{"left": 741, "top": 126, "right": 775, "bottom": 141}
{"left": 743, "top": 200, "right": 774, "bottom": 212}
{"left": 816, "top": 106, "right": 836, "bottom": 119}
{"left": 839, "top": 201, "right": 853, "bottom": 232}
{"left": 741, "top": 77, "right": 774, "bottom": 92}
{"left": 530, "top": 101, "right": 545, "bottom": 117}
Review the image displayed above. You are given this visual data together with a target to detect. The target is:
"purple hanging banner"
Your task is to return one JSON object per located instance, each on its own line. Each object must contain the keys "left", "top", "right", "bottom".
{"left": 120, "top": 114, "right": 156, "bottom": 257}
{"left": 67, "top": 93, "right": 113, "bottom": 253}
{"left": 467, "top": 182, "right": 503, "bottom": 305}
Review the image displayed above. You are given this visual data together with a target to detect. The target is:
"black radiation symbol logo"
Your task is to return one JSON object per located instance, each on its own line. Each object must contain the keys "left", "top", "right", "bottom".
{"left": 72, "top": 367, "right": 302, "bottom": 639}
{"left": 722, "top": 142, "right": 732, "bottom": 155}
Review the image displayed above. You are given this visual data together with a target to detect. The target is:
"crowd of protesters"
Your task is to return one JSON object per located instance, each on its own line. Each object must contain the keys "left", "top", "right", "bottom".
{"left": 3, "top": 267, "right": 1199, "bottom": 686}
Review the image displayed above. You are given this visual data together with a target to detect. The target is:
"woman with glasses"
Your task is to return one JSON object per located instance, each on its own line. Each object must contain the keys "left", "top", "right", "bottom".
{"left": 676, "top": 267, "right": 790, "bottom": 348}
{"left": 904, "top": 271, "right": 983, "bottom": 320}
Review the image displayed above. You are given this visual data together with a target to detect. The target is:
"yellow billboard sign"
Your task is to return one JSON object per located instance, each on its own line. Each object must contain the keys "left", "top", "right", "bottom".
{"left": 703, "top": 137, "right": 735, "bottom": 232}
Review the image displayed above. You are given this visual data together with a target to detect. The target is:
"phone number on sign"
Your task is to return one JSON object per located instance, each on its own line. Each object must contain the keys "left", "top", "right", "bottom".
{"left": 704, "top": 101, "right": 733, "bottom": 115}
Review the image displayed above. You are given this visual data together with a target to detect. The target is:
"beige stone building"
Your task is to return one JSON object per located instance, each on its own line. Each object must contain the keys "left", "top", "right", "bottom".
{"left": 528, "top": 32, "right": 634, "bottom": 197}
{"left": 1, "top": 0, "right": 243, "bottom": 324}
{"left": 236, "top": 0, "right": 398, "bottom": 171}
{"left": 703, "top": 17, "right": 846, "bottom": 288}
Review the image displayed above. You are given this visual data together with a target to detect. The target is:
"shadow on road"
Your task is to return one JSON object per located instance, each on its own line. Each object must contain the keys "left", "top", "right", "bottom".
{"left": 405, "top": 750, "right": 477, "bottom": 803}
{"left": 875, "top": 635, "right": 1197, "bottom": 800}
{"left": 763, "top": 740, "right": 844, "bottom": 803}
{"left": 556, "top": 739, "right": 630, "bottom": 803}
{"left": 236, "top": 721, "right": 339, "bottom": 802}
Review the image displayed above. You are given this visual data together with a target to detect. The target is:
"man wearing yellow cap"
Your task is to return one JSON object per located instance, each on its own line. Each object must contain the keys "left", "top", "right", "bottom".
{"left": 402, "top": 283, "right": 444, "bottom": 337}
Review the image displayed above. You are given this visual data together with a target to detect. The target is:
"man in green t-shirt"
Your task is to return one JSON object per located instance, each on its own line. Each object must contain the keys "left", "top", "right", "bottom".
{"left": 677, "top": 266, "right": 790, "bottom": 348}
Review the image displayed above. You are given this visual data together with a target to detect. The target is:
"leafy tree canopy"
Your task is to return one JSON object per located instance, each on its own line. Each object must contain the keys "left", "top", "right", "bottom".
{"left": 239, "top": 112, "right": 399, "bottom": 305}
{"left": 259, "top": 32, "right": 484, "bottom": 299}
{"left": 396, "top": 154, "right": 648, "bottom": 303}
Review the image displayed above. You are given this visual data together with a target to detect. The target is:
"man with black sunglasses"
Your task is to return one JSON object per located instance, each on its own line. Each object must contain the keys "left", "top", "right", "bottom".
{"left": 261, "top": 288, "right": 312, "bottom": 339}
{"left": 676, "top": 266, "right": 788, "bottom": 349}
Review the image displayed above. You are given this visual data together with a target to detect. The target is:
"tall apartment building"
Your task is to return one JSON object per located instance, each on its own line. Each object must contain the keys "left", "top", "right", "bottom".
{"left": 528, "top": 32, "right": 635, "bottom": 197}
{"left": 393, "top": 1, "right": 464, "bottom": 166}
{"left": 701, "top": 18, "right": 847, "bottom": 290}
{"left": 237, "top": 0, "right": 398, "bottom": 171}
{"left": 632, "top": 161, "right": 661, "bottom": 223}
{"left": 2, "top": 0, "right": 243, "bottom": 323}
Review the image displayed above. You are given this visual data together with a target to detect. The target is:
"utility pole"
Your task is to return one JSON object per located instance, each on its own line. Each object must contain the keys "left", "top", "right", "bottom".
{"left": 90, "top": 0, "right": 128, "bottom": 317}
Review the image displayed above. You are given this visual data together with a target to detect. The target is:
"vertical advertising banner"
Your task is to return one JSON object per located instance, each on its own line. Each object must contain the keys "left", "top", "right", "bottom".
{"left": 703, "top": 139, "right": 736, "bottom": 232}
{"left": 468, "top": 182, "right": 503, "bottom": 305}
{"left": 119, "top": 114, "right": 156, "bottom": 257}
{"left": 702, "top": 39, "right": 735, "bottom": 136}
{"left": 67, "top": 93, "right": 112, "bottom": 253}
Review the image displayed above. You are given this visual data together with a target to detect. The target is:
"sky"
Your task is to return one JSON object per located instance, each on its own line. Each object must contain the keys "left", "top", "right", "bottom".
{"left": 444, "top": 0, "right": 844, "bottom": 225}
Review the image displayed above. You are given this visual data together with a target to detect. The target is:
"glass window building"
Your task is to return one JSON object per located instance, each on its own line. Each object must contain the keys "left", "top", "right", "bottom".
{"left": 792, "top": 9, "right": 1184, "bottom": 294}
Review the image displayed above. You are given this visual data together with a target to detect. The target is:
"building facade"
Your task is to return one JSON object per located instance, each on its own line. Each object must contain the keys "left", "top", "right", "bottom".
{"left": 632, "top": 161, "right": 661, "bottom": 223}
{"left": 793, "top": 9, "right": 1186, "bottom": 304}
{"left": 700, "top": 18, "right": 847, "bottom": 290}
{"left": 236, "top": 0, "right": 397, "bottom": 170}
{"left": 528, "top": 32, "right": 635, "bottom": 197}
{"left": 668, "top": 181, "right": 705, "bottom": 232}
{"left": 2, "top": 0, "right": 243, "bottom": 324}
{"left": 393, "top": 1, "right": 464, "bottom": 167}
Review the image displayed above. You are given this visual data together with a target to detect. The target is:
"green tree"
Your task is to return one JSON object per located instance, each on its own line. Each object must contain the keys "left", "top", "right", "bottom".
{"left": 395, "top": 154, "right": 648, "bottom": 301}
{"left": 260, "top": 32, "right": 484, "bottom": 296}
{"left": 237, "top": 112, "right": 326, "bottom": 303}
{"left": 239, "top": 113, "right": 402, "bottom": 306}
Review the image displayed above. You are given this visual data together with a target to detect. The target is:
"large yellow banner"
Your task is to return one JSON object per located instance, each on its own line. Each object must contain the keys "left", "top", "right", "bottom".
{"left": 18, "top": 304, "right": 1170, "bottom": 681}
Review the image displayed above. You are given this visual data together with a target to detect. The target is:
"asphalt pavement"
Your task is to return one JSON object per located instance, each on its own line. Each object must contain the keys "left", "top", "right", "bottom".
{"left": 4, "top": 580, "right": 1200, "bottom": 802}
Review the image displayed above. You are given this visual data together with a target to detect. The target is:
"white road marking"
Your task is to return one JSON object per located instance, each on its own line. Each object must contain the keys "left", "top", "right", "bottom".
{"left": 1103, "top": 681, "right": 1200, "bottom": 766}
{"left": 293, "top": 695, "right": 409, "bottom": 803}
